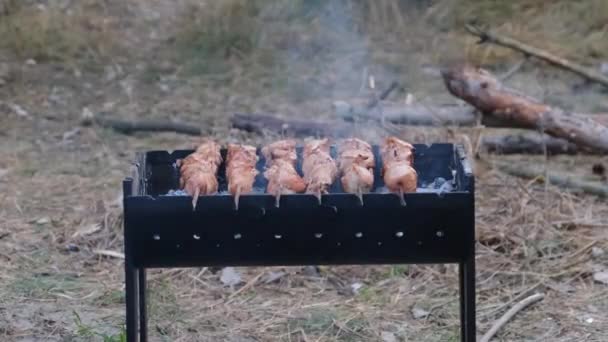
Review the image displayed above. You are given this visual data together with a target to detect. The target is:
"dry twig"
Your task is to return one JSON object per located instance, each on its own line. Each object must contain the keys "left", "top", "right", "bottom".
{"left": 480, "top": 293, "right": 545, "bottom": 342}
{"left": 466, "top": 24, "right": 608, "bottom": 88}
{"left": 226, "top": 270, "right": 266, "bottom": 302}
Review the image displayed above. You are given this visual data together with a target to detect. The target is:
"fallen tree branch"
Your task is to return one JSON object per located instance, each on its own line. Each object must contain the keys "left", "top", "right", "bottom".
{"left": 480, "top": 293, "right": 545, "bottom": 342}
{"left": 441, "top": 64, "right": 608, "bottom": 152}
{"left": 481, "top": 133, "right": 582, "bottom": 155}
{"left": 466, "top": 24, "right": 608, "bottom": 88}
{"left": 496, "top": 162, "right": 608, "bottom": 197}
{"left": 231, "top": 113, "right": 353, "bottom": 137}
{"left": 333, "top": 101, "right": 608, "bottom": 128}
{"left": 82, "top": 115, "right": 203, "bottom": 136}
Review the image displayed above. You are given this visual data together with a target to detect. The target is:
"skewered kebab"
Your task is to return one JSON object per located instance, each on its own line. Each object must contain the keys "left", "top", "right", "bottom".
{"left": 177, "top": 140, "right": 222, "bottom": 210}
{"left": 338, "top": 138, "right": 375, "bottom": 205}
{"left": 226, "top": 143, "right": 259, "bottom": 210}
{"left": 302, "top": 139, "right": 338, "bottom": 203}
{"left": 262, "top": 139, "right": 306, "bottom": 207}
{"left": 381, "top": 136, "right": 417, "bottom": 205}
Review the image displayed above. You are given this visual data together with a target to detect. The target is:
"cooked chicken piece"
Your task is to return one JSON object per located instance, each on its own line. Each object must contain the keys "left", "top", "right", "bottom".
{"left": 178, "top": 140, "right": 222, "bottom": 210}
{"left": 179, "top": 160, "right": 220, "bottom": 188}
{"left": 338, "top": 138, "right": 375, "bottom": 200}
{"left": 182, "top": 172, "right": 219, "bottom": 204}
{"left": 381, "top": 136, "right": 415, "bottom": 165}
{"left": 264, "top": 159, "right": 306, "bottom": 196}
{"left": 338, "top": 148, "right": 375, "bottom": 170}
{"left": 302, "top": 139, "right": 338, "bottom": 198}
{"left": 261, "top": 139, "right": 298, "bottom": 167}
{"left": 194, "top": 140, "right": 223, "bottom": 165}
{"left": 226, "top": 144, "right": 259, "bottom": 208}
{"left": 262, "top": 141, "right": 305, "bottom": 204}
{"left": 340, "top": 154, "right": 374, "bottom": 194}
{"left": 382, "top": 161, "right": 417, "bottom": 193}
{"left": 338, "top": 138, "right": 373, "bottom": 155}
{"left": 381, "top": 136, "right": 417, "bottom": 195}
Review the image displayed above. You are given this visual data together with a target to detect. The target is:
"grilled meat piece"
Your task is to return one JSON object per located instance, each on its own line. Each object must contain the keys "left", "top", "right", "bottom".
{"left": 262, "top": 140, "right": 305, "bottom": 197}
{"left": 226, "top": 144, "right": 259, "bottom": 195}
{"left": 381, "top": 137, "right": 417, "bottom": 193}
{"left": 338, "top": 138, "right": 375, "bottom": 195}
{"left": 302, "top": 139, "right": 338, "bottom": 196}
{"left": 178, "top": 140, "right": 222, "bottom": 209}
{"left": 261, "top": 139, "right": 298, "bottom": 167}
{"left": 264, "top": 159, "right": 306, "bottom": 196}
{"left": 381, "top": 136, "right": 414, "bottom": 165}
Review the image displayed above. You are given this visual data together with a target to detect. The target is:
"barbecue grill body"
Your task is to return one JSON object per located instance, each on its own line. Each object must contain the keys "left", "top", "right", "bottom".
{"left": 123, "top": 143, "right": 475, "bottom": 342}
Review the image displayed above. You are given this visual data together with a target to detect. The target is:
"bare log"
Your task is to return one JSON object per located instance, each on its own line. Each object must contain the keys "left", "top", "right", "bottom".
{"left": 466, "top": 24, "right": 608, "bottom": 88}
{"left": 335, "top": 102, "right": 524, "bottom": 127}
{"left": 441, "top": 65, "right": 608, "bottom": 152}
{"left": 333, "top": 101, "right": 608, "bottom": 128}
{"left": 82, "top": 115, "right": 203, "bottom": 136}
{"left": 231, "top": 113, "right": 353, "bottom": 137}
{"left": 481, "top": 133, "right": 581, "bottom": 155}
{"left": 496, "top": 162, "right": 608, "bottom": 198}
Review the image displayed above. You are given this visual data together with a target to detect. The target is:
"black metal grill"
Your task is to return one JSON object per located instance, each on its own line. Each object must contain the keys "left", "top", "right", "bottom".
{"left": 123, "top": 143, "right": 476, "bottom": 342}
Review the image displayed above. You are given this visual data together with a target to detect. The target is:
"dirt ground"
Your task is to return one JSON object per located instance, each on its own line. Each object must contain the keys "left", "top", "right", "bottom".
{"left": 1, "top": 1, "right": 608, "bottom": 341}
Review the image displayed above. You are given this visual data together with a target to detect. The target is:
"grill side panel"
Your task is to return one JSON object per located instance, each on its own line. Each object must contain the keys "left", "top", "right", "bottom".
{"left": 125, "top": 193, "right": 472, "bottom": 268}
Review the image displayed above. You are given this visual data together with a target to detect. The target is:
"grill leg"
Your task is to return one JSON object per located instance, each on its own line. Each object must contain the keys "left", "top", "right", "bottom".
{"left": 459, "top": 258, "right": 476, "bottom": 342}
{"left": 138, "top": 269, "right": 148, "bottom": 342}
{"left": 126, "top": 264, "right": 139, "bottom": 342}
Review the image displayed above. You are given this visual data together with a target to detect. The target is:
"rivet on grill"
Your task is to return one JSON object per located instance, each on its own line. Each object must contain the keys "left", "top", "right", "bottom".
{"left": 337, "top": 242, "right": 341, "bottom": 246}
{"left": 234, "top": 233, "right": 242, "bottom": 240}
{"left": 436, "top": 230, "right": 445, "bottom": 238}
{"left": 193, "top": 234, "right": 200, "bottom": 240}
{"left": 355, "top": 232, "right": 363, "bottom": 238}
{"left": 417, "top": 241, "right": 422, "bottom": 246}
{"left": 216, "top": 244, "right": 221, "bottom": 248}
{"left": 153, "top": 234, "right": 160, "bottom": 240}
{"left": 176, "top": 244, "right": 181, "bottom": 248}
{"left": 395, "top": 231, "right": 404, "bottom": 238}
{"left": 274, "top": 234, "right": 282, "bottom": 239}
{"left": 377, "top": 242, "right": 383, "bottom": 246}
{"left": 314, "top": 233, "right": 323, "bottom": 239}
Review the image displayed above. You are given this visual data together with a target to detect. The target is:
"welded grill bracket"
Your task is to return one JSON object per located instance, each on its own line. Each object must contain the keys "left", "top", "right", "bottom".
{"left": 123, "top": 143, "right": 475, "bottom": 342}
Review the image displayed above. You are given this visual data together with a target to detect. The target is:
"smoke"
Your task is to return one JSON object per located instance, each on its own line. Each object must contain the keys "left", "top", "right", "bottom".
{"left": 254, "top": 1, "right": 373, "bottom": 106}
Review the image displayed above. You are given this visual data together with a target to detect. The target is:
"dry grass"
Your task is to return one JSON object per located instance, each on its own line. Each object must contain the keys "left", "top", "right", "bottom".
{"left": 429, "top": 0, "right": 608, "bottom": 65}
{"left": 0, "top": 0, "right": 121, "bottom": 66}
{"left": 170, "top": 0, "right": 608, "bottom": 75}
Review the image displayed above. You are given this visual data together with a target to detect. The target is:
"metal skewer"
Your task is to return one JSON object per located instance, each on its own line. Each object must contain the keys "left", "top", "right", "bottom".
{"left": 356, "top": 186, "right": 364, "bottom": 206}
{"left": 398, "top": 188, "right": 406, "bottom": 206}
{"left": 315, "top": 190, "right": 322, "bottom": 205}
{"left": 234, "top": 185, "right": 241, "bottom": 211}
{"left": 275, "top": 186, "right": 282, "bottom": 208}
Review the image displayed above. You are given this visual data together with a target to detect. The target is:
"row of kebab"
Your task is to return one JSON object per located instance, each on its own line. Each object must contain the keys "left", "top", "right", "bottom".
{"left": 176, "top": 136, "right": 417, "bottom": 209}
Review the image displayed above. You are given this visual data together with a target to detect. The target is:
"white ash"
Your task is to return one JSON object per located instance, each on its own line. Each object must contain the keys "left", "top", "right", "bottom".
{"left": 166, "top": 188, "right": 265, "bottom": 196}
{"left": 377, "top": 177, "right": 454, "bottom": 194}
{"left": 165, "top": 189, "right": 188, "bottom": 196}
